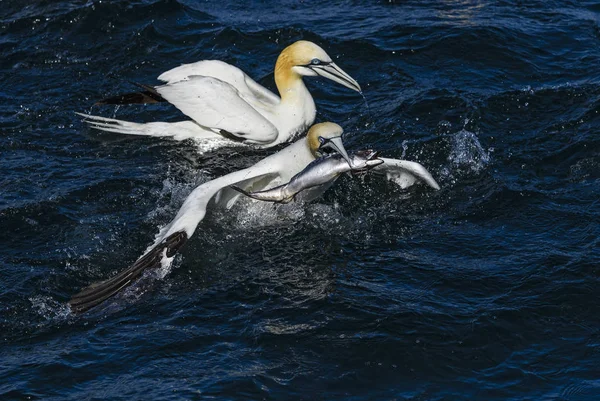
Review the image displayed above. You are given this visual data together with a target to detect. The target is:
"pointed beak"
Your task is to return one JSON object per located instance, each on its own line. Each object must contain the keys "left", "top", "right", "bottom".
{"left": 321, "top": 136, "right": 353, "bottom": 167}
{"left": 311, "top": 62, "right": 361, "bottom": 93}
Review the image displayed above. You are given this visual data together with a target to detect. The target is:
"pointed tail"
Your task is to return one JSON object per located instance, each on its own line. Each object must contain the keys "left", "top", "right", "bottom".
{"left": 75, "top": 112, "right": 217, "bottom": 141}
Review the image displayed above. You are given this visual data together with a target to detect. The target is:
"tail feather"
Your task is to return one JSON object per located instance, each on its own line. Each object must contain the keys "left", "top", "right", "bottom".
{"left": 69, "top": 231, "right": 187, "bottom": 314}
{"left": 75, "top": 112, "right": 221, "bottom": 141}
{"left": 76, "top": 112, "right": 164, "bottom": 136}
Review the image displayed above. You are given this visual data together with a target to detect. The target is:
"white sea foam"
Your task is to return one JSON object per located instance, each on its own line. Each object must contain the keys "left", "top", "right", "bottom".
{"left": 29, "top": 295, "right": 71, "bottom": 322}
{"left": 448, "top": 129, "right": 490, "bottom": 172}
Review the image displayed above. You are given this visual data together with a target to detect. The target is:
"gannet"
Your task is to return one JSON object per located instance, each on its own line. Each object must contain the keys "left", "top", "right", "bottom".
{"left": 69, "top": 122, "right": 350, "bottom": 313}
{"left": 68, "top": 123, "right": 440, "bottom": 313}
{"left": 77, "top": 41, "right": 361, "bottom": 147}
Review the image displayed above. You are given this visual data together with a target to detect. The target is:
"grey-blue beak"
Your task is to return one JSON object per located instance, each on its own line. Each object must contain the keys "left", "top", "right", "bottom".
{"left": 311, "top": 62, "right": 361, "bottom": 93}
{"left": 320, "top": 136, "right": 353, "bottom": 167}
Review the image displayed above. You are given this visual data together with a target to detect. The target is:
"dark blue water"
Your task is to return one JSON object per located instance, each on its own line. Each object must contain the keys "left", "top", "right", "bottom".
{"left": 2, "top": 0, "right": 599, "bottom": 399}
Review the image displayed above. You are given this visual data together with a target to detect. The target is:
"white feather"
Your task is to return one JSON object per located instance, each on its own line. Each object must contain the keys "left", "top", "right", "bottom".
{"left": 157, "top": 60, "right": 280, "bottom": 107}
{"left": 376, "top": 157, "right": 441, "bottom": 190}
{"left": 155, "top": 76, "right": 278, "bottom": 144}
{"left": 78, "top": 41, "right": 363, "bottom": 147}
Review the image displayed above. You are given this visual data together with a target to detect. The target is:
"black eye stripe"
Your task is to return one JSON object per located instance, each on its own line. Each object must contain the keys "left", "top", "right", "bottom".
{"left": 302, "top": 60, "right": 331, "bottom": 68}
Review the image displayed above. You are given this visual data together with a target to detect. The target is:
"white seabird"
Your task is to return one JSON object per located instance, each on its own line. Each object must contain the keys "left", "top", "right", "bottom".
{"left": 69, "top": 123, "right": 439, "bottom": 313}
{"left": 77, "top": 40, "right": 361, "bottom": 147}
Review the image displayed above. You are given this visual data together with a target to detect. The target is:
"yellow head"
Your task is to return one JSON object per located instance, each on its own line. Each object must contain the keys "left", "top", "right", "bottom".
{"left": 276, "top": 41, "right": 331, "bottom": 74}
{"left": 306, "top": 122, "right": 351, "bottom": 166}
{"left": 274, "top": 41, "right": 361, "bottom": 96}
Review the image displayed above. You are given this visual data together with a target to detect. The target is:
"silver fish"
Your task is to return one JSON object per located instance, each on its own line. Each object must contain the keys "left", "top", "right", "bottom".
{"left": 232, "top": 150, "right": 383, "bottom": 203}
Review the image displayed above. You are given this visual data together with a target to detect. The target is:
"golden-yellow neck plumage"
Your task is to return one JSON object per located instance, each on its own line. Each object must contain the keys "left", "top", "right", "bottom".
{"left": 274, "top": 41, "right": 321, "bottom": 101}
{"left": 306, "top": 122, "right": 344, "bottom": 157}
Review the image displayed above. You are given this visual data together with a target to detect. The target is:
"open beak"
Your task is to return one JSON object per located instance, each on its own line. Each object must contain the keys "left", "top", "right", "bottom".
{"left": 320, "top": 136, "right": 353, "bottom": 167}
{"left": 311, "top": 62, "right": 361, "bottom": 93}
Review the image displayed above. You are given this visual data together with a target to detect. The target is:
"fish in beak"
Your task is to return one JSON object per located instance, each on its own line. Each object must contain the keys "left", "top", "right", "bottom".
{"left": 232, "top": 150, "right": 384, "bottom": 204}
{"left": 319, "top": 135, "right": 353, "bottom": 167}
{"left": 310, "top": 62, "right": 362, "bottom": 93}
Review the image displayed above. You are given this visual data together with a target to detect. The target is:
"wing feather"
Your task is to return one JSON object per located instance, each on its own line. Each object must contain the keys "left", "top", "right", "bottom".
{"left": 156, "top": 76, "right": 278, "bottom": 144}
{"left": 376, "top": 157, "right": 440, "bottom": 190}
{"left": 69, "top": 164, "right": 280, "bottom": 313}
{"left": 157, "top": 60, "right": 280, "bottom": 106}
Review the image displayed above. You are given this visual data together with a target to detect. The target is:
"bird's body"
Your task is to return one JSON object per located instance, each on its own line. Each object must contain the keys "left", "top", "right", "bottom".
{"left": 78, "top": 41, "right": 361, "bottom": 148}
{"left": 69, "top": 123, "right": 350, "bottom": 313}
{"left": 68, "top": 123, "right": 440, "bottom": 314}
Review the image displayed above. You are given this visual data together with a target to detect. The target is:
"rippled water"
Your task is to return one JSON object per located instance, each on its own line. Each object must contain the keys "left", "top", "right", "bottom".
{"left": 1, "top": 0, "right": 599, "bottom": 399}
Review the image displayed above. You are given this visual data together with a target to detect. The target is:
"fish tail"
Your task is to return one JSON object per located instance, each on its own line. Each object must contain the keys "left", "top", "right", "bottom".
{"left": 230, "top": 185, "right": 289, "bottom": 203}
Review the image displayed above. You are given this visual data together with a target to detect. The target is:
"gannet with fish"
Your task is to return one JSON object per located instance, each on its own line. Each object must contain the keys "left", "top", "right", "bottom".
{"left": 69, "top": 122, "right": 350, "bottom": 313}
{"left": 77, "top": 41, "right": 361, "bottom": 147}
{"left": 69, "top": 122, "right": 439, "bottom": 313}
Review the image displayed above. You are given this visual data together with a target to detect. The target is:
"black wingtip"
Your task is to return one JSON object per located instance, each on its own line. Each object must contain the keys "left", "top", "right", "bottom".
{"left": 95, "top": 91, "right": 166, "bottom": 105}
{"left": 69, "top": 231, "right": 188, "bottom": 314}
{"left": 95, "top": 82, "right": 166, "bottom": 105}
{"left": 218, "top": 129, "right": 246, "bottom": 143}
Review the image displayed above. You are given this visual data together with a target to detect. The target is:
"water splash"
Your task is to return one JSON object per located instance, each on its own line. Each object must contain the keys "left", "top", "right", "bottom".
{"left": 192, "top": 137, "right": 246, "bottom": 154}
{"left": 232, "top": 198, "right": 306, "bottom": 228}
{"left": 360, "top": 91, "right": 371, "bottom": 116}
{"left": 401, "top": 139, "right": 409, "bottom": 159}
{"left": 111, "top": 105, "right": 120, "bottom": 119}
{"left": 447, "top": 129, "right": 490, "bottom": 173}
{"left": 29, "top": 295, "right": 71, "bottom": 322}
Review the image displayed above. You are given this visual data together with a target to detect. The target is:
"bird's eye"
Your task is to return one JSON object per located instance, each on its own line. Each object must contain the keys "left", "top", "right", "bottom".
{"left": 318, "top": 136, "right": 326, "bottom": 144}
{"left": 311, "top": 58, "right": 321, "bottom": 65}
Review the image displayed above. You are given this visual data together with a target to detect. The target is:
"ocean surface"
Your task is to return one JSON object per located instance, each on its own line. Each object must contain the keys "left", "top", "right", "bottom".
{"left": 1, "top": 0, "right": 599, "bottom": 399}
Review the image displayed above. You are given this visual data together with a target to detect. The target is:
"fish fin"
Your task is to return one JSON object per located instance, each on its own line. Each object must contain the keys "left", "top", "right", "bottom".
{"left": 69, "top": 231, "right": 187, "bottom": 314}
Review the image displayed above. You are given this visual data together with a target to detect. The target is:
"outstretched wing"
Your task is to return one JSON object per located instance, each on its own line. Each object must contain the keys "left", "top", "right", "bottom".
{"left": 156, "top": 76, "right": 278, "bottom": 144}
{"left": 375, "top": 157, "right": 440, "bottom": 190}
{"left": 69, "top": 164, "right": 279, "bottom": 314}
{"left": 68, "top": 231, "right": 187, "bottom": 313}
{"left": 157, "top": 60, "right": 280, "bottom": 107}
